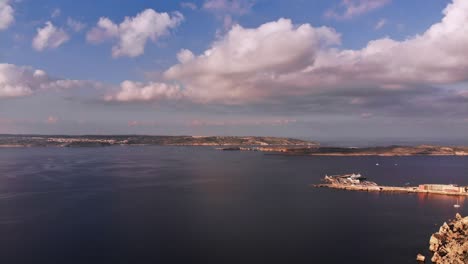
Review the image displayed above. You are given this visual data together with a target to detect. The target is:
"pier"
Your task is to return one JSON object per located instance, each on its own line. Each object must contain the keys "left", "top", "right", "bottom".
{"left": 313, "top": 174, "right": 468, "bottom": 197}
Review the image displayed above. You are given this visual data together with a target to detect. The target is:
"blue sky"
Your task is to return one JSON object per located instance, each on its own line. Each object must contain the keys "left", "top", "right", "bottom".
{"left": 0, "top": 0, "right": 467, "bottom": 141}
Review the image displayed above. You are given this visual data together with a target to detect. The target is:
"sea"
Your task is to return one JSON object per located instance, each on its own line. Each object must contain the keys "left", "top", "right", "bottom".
{"left": 0, "top": 146, "right": 467, "bottom": 263}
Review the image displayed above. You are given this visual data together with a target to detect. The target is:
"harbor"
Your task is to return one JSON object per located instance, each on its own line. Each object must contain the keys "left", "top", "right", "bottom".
{"left": 314, "top": 173, "right": 468, "bottom": 197}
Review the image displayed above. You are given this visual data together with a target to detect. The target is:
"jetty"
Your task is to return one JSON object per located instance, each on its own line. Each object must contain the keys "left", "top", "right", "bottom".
{"left": 314, "top": 174, "right": 468, "bottom": 197}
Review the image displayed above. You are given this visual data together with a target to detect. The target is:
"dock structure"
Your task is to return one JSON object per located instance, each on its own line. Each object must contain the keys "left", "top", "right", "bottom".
{"left": 314, "top": 174, "right": 468, "bottom": 197}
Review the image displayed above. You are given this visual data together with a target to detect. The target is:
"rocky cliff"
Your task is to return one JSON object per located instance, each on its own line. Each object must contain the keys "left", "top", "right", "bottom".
{"left": 428, "top": 213, "right": 468, "bottom": 263}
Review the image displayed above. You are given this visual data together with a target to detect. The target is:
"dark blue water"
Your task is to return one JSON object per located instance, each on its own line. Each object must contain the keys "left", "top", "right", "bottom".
{"left": 0, "top": 146, "right": 467, "bottom": 264}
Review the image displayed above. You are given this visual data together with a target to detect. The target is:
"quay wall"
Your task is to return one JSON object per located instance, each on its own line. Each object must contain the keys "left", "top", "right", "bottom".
{"left": 314, "top": 184, "right": 468, "bottom": 197}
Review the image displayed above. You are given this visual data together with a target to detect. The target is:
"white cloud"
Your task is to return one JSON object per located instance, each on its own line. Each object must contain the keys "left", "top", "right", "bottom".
{"left": 181, "top": 2, "right": 197, "bottom": 10}
{"left": 310, "top": 0, "right": 468, "bottom": 85}
{"left": 51, "top": 8, "right": 61, "bottom": 18}
{"left": 203, "top": 0, "right": 254, "bottom": 15}
{"left": 105, "top": 80, "right": 182, "bottom": 102}
{"left": 325, "top": 0, "right": 390, "bottom": 20}
{"left": 374, "top": 18, "right": 386, "bottom": 30}
{"left": 0, "top": 63, "right": 97, "bottom": 99}
{"left": 67, "top": 17, "right": 86, "bottom": 32}
{"left": 163, "top": 18, "right": 340, "bottom": 103}
{"left": 86, "top": 9, "right": 184, "bottom": 58}
{"left": 0, "top": 0, "right": 14, "bottom": 30}
{"left": 204, "top": 0, "right": 254, "bottom": 33}
{"left": 86, "top": 17, "right": 118, "bottom": 43}
{"left": 89, "top": 0, "right": 468, "bottom": 122}
{"left": 176, "top": 49, "right": 195, "bottom": 64}
{"left": 32, "top": 21, "right": 70, "bottom": 51}
{"left": 135, "top": 0, "right": 466, "bottom": 105}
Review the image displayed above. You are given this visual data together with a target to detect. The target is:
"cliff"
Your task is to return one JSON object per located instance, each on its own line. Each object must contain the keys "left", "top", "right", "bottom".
{"left": 428, "top": 213, "right": 468, "bottom": 263}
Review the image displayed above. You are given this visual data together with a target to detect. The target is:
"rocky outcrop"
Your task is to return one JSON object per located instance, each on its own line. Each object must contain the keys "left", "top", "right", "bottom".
{"left": 429, "top": 213, "right": 468, "bottom": 263}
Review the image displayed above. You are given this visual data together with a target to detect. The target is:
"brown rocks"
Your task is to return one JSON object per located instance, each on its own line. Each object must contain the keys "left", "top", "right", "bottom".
{"left": 416, "top": 253, "right": 425, "bottom": 262}
{"left": 428, "top": 213, "right": 468, "bottom": 263}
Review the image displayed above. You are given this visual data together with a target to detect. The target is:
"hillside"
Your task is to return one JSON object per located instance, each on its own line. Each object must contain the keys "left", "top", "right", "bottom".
{"left": 0, "top": 135, "right": 317, "bottom": 147}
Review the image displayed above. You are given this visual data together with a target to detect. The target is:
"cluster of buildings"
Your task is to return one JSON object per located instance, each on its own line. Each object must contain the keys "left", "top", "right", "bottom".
{"left": 418, "top": 184, "right": 468, "bottom": 194}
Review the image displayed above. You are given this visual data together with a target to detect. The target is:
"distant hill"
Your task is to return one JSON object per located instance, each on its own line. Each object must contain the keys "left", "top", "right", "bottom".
{"left": 277, "top": 145, "right": 468, "bottom": 156}
{"left": 0, "top": 135, "right": 318, "bottom": 147}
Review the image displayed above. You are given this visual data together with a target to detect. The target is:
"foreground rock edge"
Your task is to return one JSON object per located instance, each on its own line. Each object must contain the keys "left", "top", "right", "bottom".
{"left": 426, "top": 213, "right": 468, "bottom": 263}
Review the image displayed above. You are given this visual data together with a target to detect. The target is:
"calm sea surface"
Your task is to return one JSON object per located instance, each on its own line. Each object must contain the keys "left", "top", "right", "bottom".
{"left": 0, "top": 146, "right": 467, "bottom": 264}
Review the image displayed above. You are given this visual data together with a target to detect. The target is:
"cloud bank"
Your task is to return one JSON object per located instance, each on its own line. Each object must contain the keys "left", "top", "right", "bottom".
{"left": 105, "top": 81, "right": 182, "bottom": 102}
{"left": 0, "top": 64, "right": 96, "bottom": 99}
{"left": 87, "top": 9, "right": 184, "bottom": 58}
{"left": 2, "top": 0, "right": 467, "bottom": 122}
{"left": 105, "top": 0, "right": 468, "bottom": 118}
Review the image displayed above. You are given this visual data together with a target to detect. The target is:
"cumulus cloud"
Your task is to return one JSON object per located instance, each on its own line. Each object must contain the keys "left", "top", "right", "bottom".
{"left": 160, "top": 0, "right": 468, "bottom": 105}
{"left": 310, "top": 0, "right": 468, "bottom": 85}
{"left": 103, "top": 0, "right": 468, "bottom": 120}
{"left": 164, "top": 18, "right": 340, "bottom": 103}
{"left": 0, "top": 63, "right": 97, "bottom": 99}
{"left": 176, "top": 49, "right": 195, "bottom": 63}
{"left": 86, "top": 9, "right": 184, "bottom": 58}
{"left": 32, "top": 22, "right": 70, "bottom": 51}
{"left": 0, "top": 0, "right": 14, "bottom": 30}
{"left": 325, "top": 0, "right": 390, "bottom": 20}
{"left": 105, "top": 80, "right": 182, "bottom": 102}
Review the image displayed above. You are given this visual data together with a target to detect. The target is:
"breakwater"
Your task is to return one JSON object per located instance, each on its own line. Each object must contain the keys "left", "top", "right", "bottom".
{"left": 313, "top": 174, "right": 468, "bottom": 197}
{"left": 314, "top": 184, "right": 468, "bottom": 196}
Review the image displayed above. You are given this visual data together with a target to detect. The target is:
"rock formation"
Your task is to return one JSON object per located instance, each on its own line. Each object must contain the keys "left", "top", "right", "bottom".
{"left": 429, "top": 213, "right": 468, "bottom": 263}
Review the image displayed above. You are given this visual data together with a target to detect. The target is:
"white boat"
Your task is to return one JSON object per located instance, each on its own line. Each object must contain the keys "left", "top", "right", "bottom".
{"left": 454, "top": 198, "right": 461, "bottom": 208}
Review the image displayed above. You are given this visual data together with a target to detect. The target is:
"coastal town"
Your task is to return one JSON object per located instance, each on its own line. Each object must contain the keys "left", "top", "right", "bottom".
{"left": 0, "top": 135, "right": 316, "bottom": 148}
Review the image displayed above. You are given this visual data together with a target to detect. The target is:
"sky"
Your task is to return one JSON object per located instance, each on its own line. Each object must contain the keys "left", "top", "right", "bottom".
{"left": 0, "top": 0, "right": 467, "bottom": 141}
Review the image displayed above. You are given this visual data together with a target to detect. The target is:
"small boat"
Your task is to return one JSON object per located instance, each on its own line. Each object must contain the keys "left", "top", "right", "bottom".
{"left": 454, "top": 198, "right": 461, "bottom": 208}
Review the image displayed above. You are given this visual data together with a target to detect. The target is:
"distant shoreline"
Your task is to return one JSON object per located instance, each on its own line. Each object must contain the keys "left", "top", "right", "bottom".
{"left": 0, "top": 135, "right": 317, "bottom": 148}
{"left": 221, "top": 145, "right": 468, "bottom": 156}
